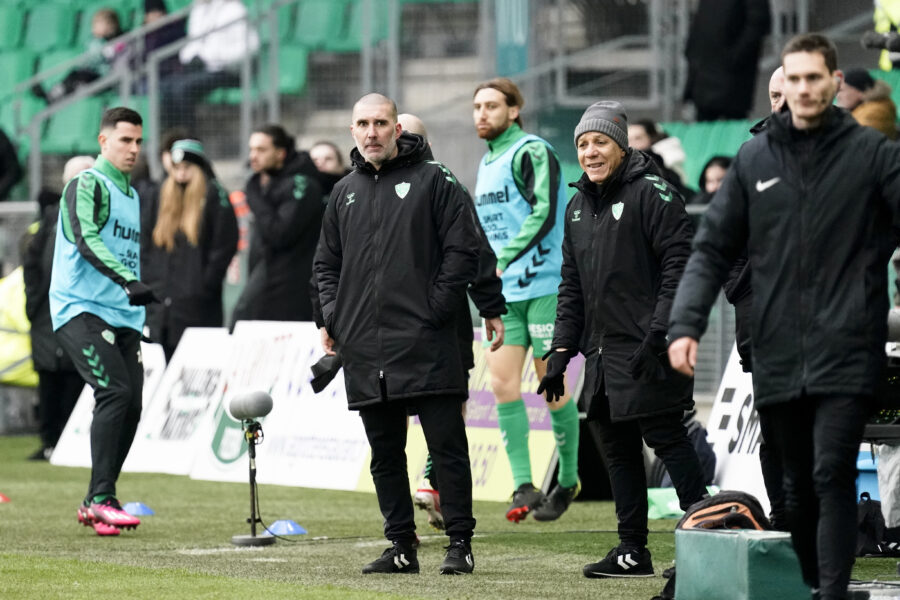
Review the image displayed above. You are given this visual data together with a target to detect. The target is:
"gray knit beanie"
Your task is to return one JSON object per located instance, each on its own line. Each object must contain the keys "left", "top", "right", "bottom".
{"left": 573, "top": 100, "right": 628, "bottom": 149}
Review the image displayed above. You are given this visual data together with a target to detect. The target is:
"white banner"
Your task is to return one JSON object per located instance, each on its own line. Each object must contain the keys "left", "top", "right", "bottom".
{"left": 188, "top": 321, "right": 370, "bottom": 491}
{"left": 123, "top": 328, "right": 231, "bottom": 474}
{"left": 51, "top": 342, "right": 167, "bottom": 468}
{"left": 706, "top": 344, "right": 770, "bottom": 513}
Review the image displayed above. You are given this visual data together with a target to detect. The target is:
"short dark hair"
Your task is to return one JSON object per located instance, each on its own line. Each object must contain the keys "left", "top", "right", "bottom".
{"left": 633, "top": 119, "right": 663, "bottom": 143}
{"left": 311, "top": 140, "right": 345, "bottom": 168}
{"left": 474, "top": 77, "right": 525, "bottom": 127}
{"left": 254, "top": 124, "right": 294, "bottom": 151}
{"left": 100, "top": 106, "right": 142, "bottom": 131}
{"left": 781, "top": 33, "right": 838, "bottom": 73}
{"left": 698, "top": 155, "right": 733, "bottom": 189}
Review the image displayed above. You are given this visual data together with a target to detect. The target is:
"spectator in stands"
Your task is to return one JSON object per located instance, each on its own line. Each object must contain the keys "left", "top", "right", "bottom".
{"left": 33, "top": 8, "right": 129, "bottom": 104}
{"left": 627, "top": 120, "right": 693, "bottom": 202}
{"left": 310, "top": 140, "right": 350, "bottom": 196}
{"left": 132, "top": 0, "right": 187, "bottom": 94}
{"left": 471, "top": 78, "right": 581, "bottom": 524}
{"left": 160, "top": 0, "right": 259, "bottom": 129}
{"left": 22, "top": 156, "right": 95, "bottom": 461}
{"left": 141, "top": 140, "right": 237, "bottom": 361}
{"left": 50, "top": 107, "right": 157, "bottom": 536}
{"left": 836, "top": 68, "right": 898, "bottom": 139}
{"left": 684, "top": 0, "right": 771, "bottom": 120}
{"left": 692, "top": 156, "right": 732, "bottom": 205}
{"left": 874, "top": 0, "right": 900, "bottom": 71}
{"left": 232, "top": 124, "right": 323, "bottom": 324}
{"left": 539, "top": 100, "right": 707, "bottom": 579}
{"left": 315, "top": 93, "right": 479, "bottom": 575}
{"left": 669, "top": 34, "right": 900, "bottom": 600}
{"left": 0, "top": 128, "right": 23, "bottom": 201}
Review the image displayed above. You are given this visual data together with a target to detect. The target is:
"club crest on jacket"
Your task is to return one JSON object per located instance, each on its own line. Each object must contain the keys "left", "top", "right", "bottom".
{"left": 612, "top": 202, "right": 624, "bottom": 220}
{"left": 395, "top": 182, "right": 410, "bottom": 199}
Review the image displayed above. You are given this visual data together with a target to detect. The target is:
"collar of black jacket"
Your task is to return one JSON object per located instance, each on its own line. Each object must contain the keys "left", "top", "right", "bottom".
{"left": 349, "top": 131, "right": 429, "bottom": 174}
{"left": 765, "top": 105, "right": 856, "bottom": 144}
{"left": 569, "top": 149, "right": 660, "bottom": 200}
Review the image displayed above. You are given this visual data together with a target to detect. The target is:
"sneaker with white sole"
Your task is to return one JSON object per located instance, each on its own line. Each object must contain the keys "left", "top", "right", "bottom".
{"left": 413, "top": 488, "right": 444, "bottom": 530}
{"left": 86, "top": 498, "right": 141, "bottom": 530}
{"left": 361, "top": 541, "right": 419, "bottom": 574}
{"left": 77, "top": 505, "right": 120, "bottom": 536}
{"left": 583, "top": 545, "right": 654, "bottom": 578}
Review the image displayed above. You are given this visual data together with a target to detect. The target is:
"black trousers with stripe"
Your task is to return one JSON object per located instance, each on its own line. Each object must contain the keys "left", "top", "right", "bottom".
{"left": 56, "top": 312, "right": 143, "bottom": 504}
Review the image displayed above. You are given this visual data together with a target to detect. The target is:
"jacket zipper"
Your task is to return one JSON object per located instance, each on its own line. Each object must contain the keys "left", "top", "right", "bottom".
{"left": 373, "top": 173, "right": 386, "bottom": 400}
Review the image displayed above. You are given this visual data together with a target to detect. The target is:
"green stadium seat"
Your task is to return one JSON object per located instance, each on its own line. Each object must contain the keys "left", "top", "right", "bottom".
{"left": 253, "top": 0, "right": 294, "bottom": 42}
{"left": 272, "top": 43, "right": 308, "bottom": 95}
{"left": 42, "top": 96, "right": 106, "bottom": 154}
{"left": 293, "top": 0, "right": 347, "bottom": 49}
{"left": 23, "top": 3, "right": 76, "bottom": 52}
{"left": 0, "top": 5, "right": 25, "bottom": 49}
{"left": 327, "top": 0, "right": 389, "bottom": 52}
{"left": 166, "top": 0, "right": 194, "bottom": 11}
{"left": 0, "top": 50, "right": 37, "bottom": 101}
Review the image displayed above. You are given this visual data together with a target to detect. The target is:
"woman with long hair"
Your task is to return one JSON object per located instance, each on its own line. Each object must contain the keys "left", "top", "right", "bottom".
{"left": 142, "top": 139, "right": 238, "bottom": 360}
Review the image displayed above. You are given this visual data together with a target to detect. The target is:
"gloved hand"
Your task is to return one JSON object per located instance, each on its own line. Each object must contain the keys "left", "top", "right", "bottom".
{"left": 628, "top": 331, "right": 668, "bottom": 382}
{"left": 123, "top": 280, "right": 160, "bottom": 306}
{"left": 536, "top": 348, "right": 576, "bottom": 403}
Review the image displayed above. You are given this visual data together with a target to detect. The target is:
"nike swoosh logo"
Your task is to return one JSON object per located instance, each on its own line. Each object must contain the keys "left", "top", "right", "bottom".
{"left": 755, "top": 177, "right": 780, "bottom": 192}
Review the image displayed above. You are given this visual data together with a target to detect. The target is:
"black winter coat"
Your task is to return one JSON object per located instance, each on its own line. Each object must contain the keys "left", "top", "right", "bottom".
{"left": 234, "top": 149, "right": 323, "bottom": 322}
{"left": 314, "top": 132, "right": 480, "bottom": 408}
{"left": 553, "top": 150, "right": 694, "bottom": 421}
{"left": 142, "top": 175, "right": 238, "bottom": 351}
{"left": 684, "top": 0, "right": 771, "bottom": 118}
{"left": 670, "top": 107, "right": 900, "bottom": 406}
{"left": 22, "top": 204, "right": 75, "bottom": 372}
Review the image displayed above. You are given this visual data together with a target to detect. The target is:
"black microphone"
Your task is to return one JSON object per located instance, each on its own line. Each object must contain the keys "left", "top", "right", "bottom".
{"left": 229, "top": 391, "right": 274, "bottom": 421}
{"left": 861, "top": 30, "right": 900, "bottom": 52}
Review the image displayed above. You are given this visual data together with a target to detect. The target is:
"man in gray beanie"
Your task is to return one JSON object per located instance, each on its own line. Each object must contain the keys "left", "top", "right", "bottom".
{"left": 539, "top": 98, "right": 707, "bottom": 579}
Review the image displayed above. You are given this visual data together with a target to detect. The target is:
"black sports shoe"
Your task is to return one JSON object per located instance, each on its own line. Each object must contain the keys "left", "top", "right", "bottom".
{"left": 583, "top": 545, "right": 654, "bottom": 578}
{"left": 506, "top": 483, "right": 546, "bottom": 523}
{"left": 440, "top": 539, "right": 474, "bottom": 574}
{"left": 532, "top": 480, "right": 580, "bottom": 521}
{"left": 361, "top": 541, "right": 419, "bottom": 574}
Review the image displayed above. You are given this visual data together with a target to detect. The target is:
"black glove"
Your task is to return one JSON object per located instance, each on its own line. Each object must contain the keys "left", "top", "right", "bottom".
{"left": 310, "top": 353, "right": 343, "bottom": 393}
{"left": 536, "top": 348, "right": 576, "bottom": 403}
{"left": 123, "top": 280, "right": 159, "bottom": 306}
{"left": 628, "top": 331, "right": 668, "bottom": 382}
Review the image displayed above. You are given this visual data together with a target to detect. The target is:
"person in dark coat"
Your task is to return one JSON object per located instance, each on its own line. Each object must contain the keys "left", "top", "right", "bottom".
{"left": 21, "top": 158, "right": 95, "bottom": 460}
{"left": 232, "top": 124, "right": 323, "bottom": 324}
{"left": 668, "top": 34, "right": 900, "bottom": 600}
{"left": 141, "top": 139, "right": 237, "bottom": 360}
{"left": 684, "top": 0, "right": 771, "bottom": 120}
{"left": 537, "top": 100, "right": 707, "bottom": 579}
{"left": 0, "top": 128, "right": 23, "bottom": 201}
{"left": 315, "top": 93, "right": 480, "bottom": 576}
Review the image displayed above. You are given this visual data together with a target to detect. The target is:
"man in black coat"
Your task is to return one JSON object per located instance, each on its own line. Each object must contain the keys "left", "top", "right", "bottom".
{"left": 315, "top": 94, "right": 480, "bottom": 576}
{"left": 683, "top": 0, "right": 771, "bottom": 121}
{"left": 669, "top": 34, "right": 900, "bottom": 600}
{"left": 232, "top": 124, "right": 323, "bottom": 324}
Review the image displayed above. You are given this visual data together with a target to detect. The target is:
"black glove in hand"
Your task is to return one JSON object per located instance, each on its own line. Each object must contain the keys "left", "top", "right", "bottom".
{"left": 628, "top": 331, "right": 668, "bottom": 382}
{"left": 536, "top": 348, "right": 575, "bottom": 403}
{"left": 123, "top": 280, "right": 159, "bottom": 306}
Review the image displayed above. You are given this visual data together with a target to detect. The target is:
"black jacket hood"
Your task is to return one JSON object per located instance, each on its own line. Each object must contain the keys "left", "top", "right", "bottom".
{"left": 349, "top": 131, "right": 430, "bottom": 173}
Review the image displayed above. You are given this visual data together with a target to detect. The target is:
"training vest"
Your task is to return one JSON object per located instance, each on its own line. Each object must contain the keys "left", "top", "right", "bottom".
{"left": 50, "top": 167, "right": 144, "bottom": 332}
{"left": 474, "top": 134, "right": 566, "bottom": 302}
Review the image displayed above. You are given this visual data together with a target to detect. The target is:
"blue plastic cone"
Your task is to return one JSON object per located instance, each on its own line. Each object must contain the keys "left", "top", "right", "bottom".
{"left": 266, "top": 520, "right": 307, "bottom": 535}
{"left": 123, "top": 502, "right": 155, "bottom": 516}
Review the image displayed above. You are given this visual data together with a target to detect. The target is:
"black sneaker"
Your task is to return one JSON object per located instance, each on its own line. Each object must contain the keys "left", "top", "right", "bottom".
{"left": 440, "top": 539, "right": 474, "bottom": 574}
{"left": 583, "top": 545, "right": 654, "bottom": 578}
{"left": 532, "top": 480, "right": 580, "bottom": 521}
{"left": 506, "top": 483, "right": 546, "bottom": 523}
{"left": 361, "top": 541, "right": 419, "bottom": 574}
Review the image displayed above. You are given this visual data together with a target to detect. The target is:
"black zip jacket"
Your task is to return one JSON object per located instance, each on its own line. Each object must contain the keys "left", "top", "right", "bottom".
{"left": 669, "top": 107, "right": 900, "bottom": 407}
{"left": 314, "top": 132, "right": 480, "bottom": 408}
{"left": 553, "top": 150, "right": 695, "bottom": 421}
{"left": 142, "top": 174, "right": 238, "bottom": 350}
{"left": 234, "top": 149, "right": 324, "bottom": 322}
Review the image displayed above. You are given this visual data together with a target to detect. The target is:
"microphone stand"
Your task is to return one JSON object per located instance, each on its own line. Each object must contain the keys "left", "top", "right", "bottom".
{"left": 231, "top": 419, "right": 275, "bottom": 546}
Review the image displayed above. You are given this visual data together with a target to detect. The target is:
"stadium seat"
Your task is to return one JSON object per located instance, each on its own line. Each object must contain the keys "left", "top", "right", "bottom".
{"left": 293, "top": 0, "right": 348, "bottom": 49}
{"left": 0, "top": 50, "right": 37, "bottom": 101}
{"left": 42, "top": 96, "right": 106, "bottom": 154}
{"left": 327, "top": 0, "right": 389, "bottom": 52}
{"left": 23, "top": 3, "right": 76, "bottom": 52}
{"left": 0, "top": 5, "right": 25, "bottom": 50}
{"left": 253, "top": 0, "right": 295, "bottom": 43}
{"left": 274, "top": 44, "right": 309, "bottom": 95}
{"left": 36, "top": 49, "right": 83, "bottom": 91}
{"left": 165, "top": 0, "right": 194, "bottom": 11}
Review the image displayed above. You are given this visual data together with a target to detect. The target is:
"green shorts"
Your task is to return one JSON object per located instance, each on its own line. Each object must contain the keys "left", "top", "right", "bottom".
{"left": 484, "top": 293, "right": 557, "bottom": 356}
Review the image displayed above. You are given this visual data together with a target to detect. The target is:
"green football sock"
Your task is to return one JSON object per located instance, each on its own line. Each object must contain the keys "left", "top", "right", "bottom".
{"left": 550, "top": 399, "right": 580, "bottom": 488}
{"left": 91, "top": 493, "right": 113, "bottom": 505}
{"left": 497, "top": 399, "right": 532, "bottom": 488}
